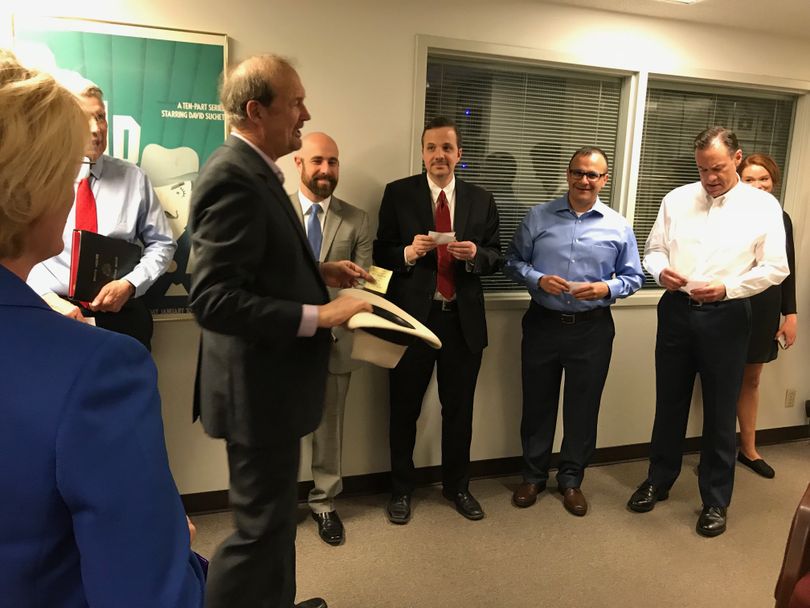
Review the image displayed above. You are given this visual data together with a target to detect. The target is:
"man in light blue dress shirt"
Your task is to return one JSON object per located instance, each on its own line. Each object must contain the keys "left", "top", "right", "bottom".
{"left": 504, "top": 146, "right": 643, "bottom": 516}
{"left": 27, "top": 84, "right": 176, "bottom": 351}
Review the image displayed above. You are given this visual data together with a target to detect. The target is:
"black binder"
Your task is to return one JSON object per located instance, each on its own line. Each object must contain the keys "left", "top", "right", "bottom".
{"left": 68, "top": 230, "right": 141, "bottom": 302}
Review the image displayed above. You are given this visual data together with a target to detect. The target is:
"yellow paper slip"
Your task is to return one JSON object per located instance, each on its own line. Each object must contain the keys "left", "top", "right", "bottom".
{"left": 363, "top": 265, "right": 393, "bottom": 294}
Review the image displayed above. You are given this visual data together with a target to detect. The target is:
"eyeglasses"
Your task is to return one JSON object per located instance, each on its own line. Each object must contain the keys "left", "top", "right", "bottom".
{"left": 568, "top": 169, "right": 607, "bottom": 181}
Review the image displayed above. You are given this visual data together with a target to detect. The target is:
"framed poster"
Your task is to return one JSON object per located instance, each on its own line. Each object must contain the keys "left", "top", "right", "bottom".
{"left": 13, "top": 16, "right": 228, "bottom": 318}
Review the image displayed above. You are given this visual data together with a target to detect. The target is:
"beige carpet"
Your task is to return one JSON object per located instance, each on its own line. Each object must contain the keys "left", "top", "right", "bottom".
{"left": 192, "top": 440, "right": 809, "bottom": 608}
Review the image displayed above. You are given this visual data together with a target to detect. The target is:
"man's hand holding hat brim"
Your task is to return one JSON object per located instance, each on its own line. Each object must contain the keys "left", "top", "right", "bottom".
{"left": 317, "top": 296, "right": 372, "bottom": 328}
{"left": 339, "top": 288, "right": 442, "bottom": 368}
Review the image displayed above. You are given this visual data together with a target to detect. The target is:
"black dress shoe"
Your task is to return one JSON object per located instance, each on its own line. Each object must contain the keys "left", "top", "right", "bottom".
{"left": 737, "top": 452, "right": 775, "bottom": 478}
{"left": 442, "top": 489, "right": 485, "bottom": 520}
{"left": 627, "top": 482, "right": 669, "bottom": 513}
{"left": 294, "top": 598, "right": 327, "bottom": 608}
{"left": 387, "top": 494, "right": 411, "bottom": 524}
{"left": 696, "top": 506, "right": 727, "bottom": 537}
{"left": 311, "top": 511, "right": 344, "bottom": 546}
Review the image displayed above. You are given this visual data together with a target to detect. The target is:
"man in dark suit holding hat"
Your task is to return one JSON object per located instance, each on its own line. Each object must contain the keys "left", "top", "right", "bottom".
{"left": 189, "top": 54, "right": 371, "bottom": 608}
{"left": 374, "top": 116, "right": 501, "bottom": 524}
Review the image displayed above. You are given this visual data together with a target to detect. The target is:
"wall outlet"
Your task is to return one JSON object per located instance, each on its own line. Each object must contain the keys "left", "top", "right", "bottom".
{"left": 785, "top": 388, "right": 797, "bottom": 408}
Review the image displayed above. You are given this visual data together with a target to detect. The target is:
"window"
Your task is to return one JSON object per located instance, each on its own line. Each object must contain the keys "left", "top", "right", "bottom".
{"left": 634, "top": 83, "right": 795, "bottom": 285}
{"left": 425, "top": 54, "right": 623, "bottom": 292}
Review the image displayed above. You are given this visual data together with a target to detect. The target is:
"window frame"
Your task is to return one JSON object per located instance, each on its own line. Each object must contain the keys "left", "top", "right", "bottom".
{"left": 413, "top": 35, "right": 810, "bottom": 309}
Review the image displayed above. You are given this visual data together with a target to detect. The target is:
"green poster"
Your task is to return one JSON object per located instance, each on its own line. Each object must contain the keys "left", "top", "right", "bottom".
{"left": 14, "top": 17, "right": 227, "bottom": 317}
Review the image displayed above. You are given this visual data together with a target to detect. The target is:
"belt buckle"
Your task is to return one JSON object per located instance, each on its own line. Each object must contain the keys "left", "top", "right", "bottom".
{"left": 560, "top": 313, "right": 576, "bottom": 325}
{"left": 688, "top": 297, "right": 703, "bottom": 308}
{"left": 441, "top": 300, "right": 453, "bottom": 312}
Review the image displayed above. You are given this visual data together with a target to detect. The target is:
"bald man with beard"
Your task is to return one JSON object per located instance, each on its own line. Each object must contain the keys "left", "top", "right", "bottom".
{"left": 291, "top": 132, "right": 371, "bottom": 546}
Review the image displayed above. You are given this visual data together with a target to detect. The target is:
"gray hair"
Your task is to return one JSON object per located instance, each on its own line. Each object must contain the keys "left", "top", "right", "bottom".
{"left": 219, "top": 54, "right": 295, "bottom": 127}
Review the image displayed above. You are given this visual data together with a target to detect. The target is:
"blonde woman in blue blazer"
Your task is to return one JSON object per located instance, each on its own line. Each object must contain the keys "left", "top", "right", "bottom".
{"left": 0, "top": 51, "right": 204, "bottom": 608}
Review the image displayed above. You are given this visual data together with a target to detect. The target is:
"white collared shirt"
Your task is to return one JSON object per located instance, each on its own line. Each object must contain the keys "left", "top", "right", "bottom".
{"left": 643, "top": 179, "right": 789, "bottom": 299}
{"left": 297, "top": 191, "right": 332, "bottom": 235}
{"left": 27, "top": 154, "right": 176, "bottom": 298}
{"left": 427, "top": 174, "right": 456, "bottom": 228}
{"left": 231, "top": 131, "right": 285, "bottom": 185}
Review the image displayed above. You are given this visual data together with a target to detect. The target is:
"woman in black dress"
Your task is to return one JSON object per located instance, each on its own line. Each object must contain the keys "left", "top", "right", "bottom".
{"left": 736, "top": 153, "right": 797, "bottom": 478}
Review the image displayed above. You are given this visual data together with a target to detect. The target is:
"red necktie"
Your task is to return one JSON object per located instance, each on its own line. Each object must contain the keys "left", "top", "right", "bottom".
{"left": 69, "top": 178, "right": 97, "bottom": 303}
{"left": 75, "top": 177, "right": 97, "bottom": 233}
{"left": 435, "top": 190, "right": 455, "bottom": 299}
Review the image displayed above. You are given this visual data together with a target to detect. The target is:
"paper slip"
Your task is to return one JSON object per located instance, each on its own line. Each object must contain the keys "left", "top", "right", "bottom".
{"left": 684, "top": 280, "right": 709, "bottom": 294}
{"left": 363, "top": 265, "right": 393, "bottom": 294}
{"left": 567, "top": 281, "right": 589, "bottom": 293}
{"left": 428, "top": 231, "right": 456, "bottom": 245}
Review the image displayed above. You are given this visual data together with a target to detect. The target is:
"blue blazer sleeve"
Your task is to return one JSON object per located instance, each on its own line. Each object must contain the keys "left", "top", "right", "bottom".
{"left": 55, "top": 333, "right": 205, "bottom": 608}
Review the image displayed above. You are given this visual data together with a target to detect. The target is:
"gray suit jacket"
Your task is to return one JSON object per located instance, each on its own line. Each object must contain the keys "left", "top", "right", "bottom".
{"left": 290, "top": 192, "right": 372, "bottom": 374}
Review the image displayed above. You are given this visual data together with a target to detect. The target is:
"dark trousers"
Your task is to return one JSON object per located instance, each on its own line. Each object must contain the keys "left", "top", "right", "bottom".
{"left": 205, "top": 439, "right": 300, "bottom": 608}
{"left": 646, "top": 290, "right": 751, "bottom": 507}
{"left": 389, "top": 303, "right": 482, "bottom": 495}
{"left": 520, "top": 302, "right": 615, "bottom": 488}
{"left": 79, "top": 297, "right": 154, "bottom": 351}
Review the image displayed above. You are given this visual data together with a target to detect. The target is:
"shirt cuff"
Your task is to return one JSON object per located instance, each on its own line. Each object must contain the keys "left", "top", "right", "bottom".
{"left": 527, "top": 269, "right": 543, "bottom": 295}
{"left": 297, "top": 304, "right": 319, "bottom": 337}
{"left": 604, "top": 278, "right": 621, "bottom": 299}
{"left": 404, "top": 247, "right": 415, "bottom": 266}
{"left": 722, "top": 279, "right": 740, "bottom": 300}
{"left": 122, "top": 268, "right": 149, "bottom": 298}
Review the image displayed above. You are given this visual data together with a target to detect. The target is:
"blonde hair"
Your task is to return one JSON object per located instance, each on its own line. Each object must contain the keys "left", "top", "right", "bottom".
{"left": 0, "top": 50, "right": 89, "bottom": 259}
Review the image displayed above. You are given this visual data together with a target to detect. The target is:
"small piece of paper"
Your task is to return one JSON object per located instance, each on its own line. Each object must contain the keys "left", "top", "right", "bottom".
{"left": 684, "top": 280, "right": 709, "bottom": 294}
{"left": 363, "top": 265, "right": 392, "bottom": 294}
{"left": 429, "top": 231, "right": 456, "bottom": 245}
{"left": 567, "top": 281, "right": 589, "bottom": 293}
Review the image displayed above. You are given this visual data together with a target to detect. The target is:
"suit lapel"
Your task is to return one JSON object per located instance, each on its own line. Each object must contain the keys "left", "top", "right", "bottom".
{"left": 417, "top": 175, "right": 435, "bottom": 232}
{"left": 227, "top": 136, "right": 321, "bottom": 278}
{"left": 288, "top": 192, "right": 306, "bottom": 226}
{"left": 453, "top": 178, "right": 471, "bottom": 240}
{"left": 321, "top": 197, "right": 344, "bottom": 262}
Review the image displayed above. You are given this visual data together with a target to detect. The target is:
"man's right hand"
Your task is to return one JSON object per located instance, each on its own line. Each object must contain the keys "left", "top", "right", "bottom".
{"left": 317, "top": 296, "right": 372, "bottom": 328}
{"left": 539, "top": 275, "right": 570, "bottom": 296}
{"left": 42, "top": 292, "right": 89, "bottom": 323}
{"left": 659, "top": 267, "right": 688, "bottom": 291}
{"left": 405, "top": 234, "right": 437, "bottom": 264}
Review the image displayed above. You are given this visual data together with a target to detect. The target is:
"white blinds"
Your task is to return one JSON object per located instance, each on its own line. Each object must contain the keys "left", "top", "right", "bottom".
{"left": 425, "top": 54, "right": 622, "bottom": 292}
{"left": 634, "top": 82, "right": 795, "bottom": 285}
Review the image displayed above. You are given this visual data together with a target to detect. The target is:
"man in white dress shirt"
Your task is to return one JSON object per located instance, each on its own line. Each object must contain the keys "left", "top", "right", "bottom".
{"left": 27, "top": 83, "right": 175, "bottom": 350}
{"left": 627, "top": 126, "right": 788, "bottom": 537}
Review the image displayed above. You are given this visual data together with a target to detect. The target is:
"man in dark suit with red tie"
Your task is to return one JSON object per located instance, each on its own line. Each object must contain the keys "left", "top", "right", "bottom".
{"left": 374, "top": 116, "right": 501, "bottom": 524}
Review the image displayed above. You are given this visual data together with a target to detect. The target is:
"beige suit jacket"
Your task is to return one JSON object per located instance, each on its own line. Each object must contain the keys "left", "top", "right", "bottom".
{"left": 290, "top": 192, "right": 372, "bottom": 373}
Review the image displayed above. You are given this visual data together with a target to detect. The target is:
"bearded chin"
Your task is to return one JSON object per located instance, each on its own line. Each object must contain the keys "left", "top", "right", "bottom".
{"left": 308, "top": 176, "right": 336, "bottom": 197}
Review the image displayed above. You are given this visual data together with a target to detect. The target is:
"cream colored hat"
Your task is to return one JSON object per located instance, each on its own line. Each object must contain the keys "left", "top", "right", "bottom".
{"left": 339, "top": 288, "right": 442, "bottom": 368}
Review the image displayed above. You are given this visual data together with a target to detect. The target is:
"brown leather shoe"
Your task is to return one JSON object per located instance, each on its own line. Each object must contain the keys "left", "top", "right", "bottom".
{"left": 512, "top": 481, "right": 545, "bottom": 508}
{"left": 561, "top": 487, "right": 588, "bottom": 516}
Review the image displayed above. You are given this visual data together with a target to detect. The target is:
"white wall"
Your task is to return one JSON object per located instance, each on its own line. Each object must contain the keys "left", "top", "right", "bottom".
{"left": 4, "top": 0, "right": 809, "bottom": 494}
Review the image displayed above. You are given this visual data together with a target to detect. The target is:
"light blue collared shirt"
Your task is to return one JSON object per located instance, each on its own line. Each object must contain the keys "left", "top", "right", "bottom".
{"left": 27, "top": 154, "right": 176, "bottom": 299}
{"left": 504, "top": 195, "right": 644, "bottom": 312}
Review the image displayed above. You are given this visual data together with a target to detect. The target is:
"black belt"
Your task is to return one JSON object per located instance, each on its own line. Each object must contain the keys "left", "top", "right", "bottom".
{"left": 431, "top": 299, "right": 457, "bottom": 312}
{"left": 670, "top": 290, "right": 734, "bottom": 308}
{"left": 531, "top": 301, "right": 609, "bottom": 325}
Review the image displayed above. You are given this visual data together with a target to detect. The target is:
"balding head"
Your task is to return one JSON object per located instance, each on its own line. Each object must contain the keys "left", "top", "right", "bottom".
{"left": 220, "top": 54, "right": 295, "bottom": 127}
{"left": 220, "top": 54, "right": 310, "bottom": 160}
{"left": 294, "top": 132, "right": 340, "bottom": 201}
